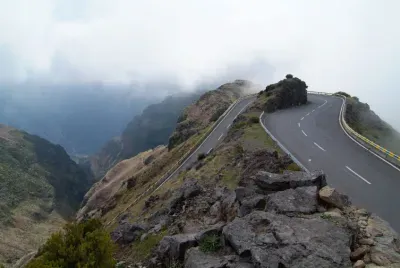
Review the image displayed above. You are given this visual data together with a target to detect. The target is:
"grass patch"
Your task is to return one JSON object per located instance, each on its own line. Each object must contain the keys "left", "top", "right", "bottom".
{"left": 221, "top": 168, "right": 240, "bottom": 190}
{"left": 243, "top": 123, "right": 282, "bottom": 154}
{"left": 130, "top": 230, "right": 167, "bottom": 262}
{"left": 286, "top": 162, "right": 302, "bottom": 171}
{"left": 199, "top": 234, "right": 222, "bottom": 253}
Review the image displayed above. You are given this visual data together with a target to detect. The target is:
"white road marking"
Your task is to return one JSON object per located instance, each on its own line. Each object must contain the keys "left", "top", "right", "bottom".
{"left": 312, "top": 109, "right": 316, "bottom": 112}
{"left": 298, "top": 123, "right": 301, "bottom": 127}
{"left": 314, "top": 142, "right": 326, "bottom": 152}
{"left": 308, "top": 159, "right": 312, "bottom": 162}
{"left": 302, "top": 130, "right": 308, "bottom": 137}
{"left": 306, "top": 112, "right": 310, "bottom": 116}
{"left": 218, "top": 133, "right": 224, "bottom": 141}
{"left": 227, "top": 124, "right": 231, "bottom": 129}
{"left": 346, "top": 166, "right": 372, "bottom": 185}
{"left": 318, "top": 100, "right": 328, "bottom": 108}
{"left": 301, "top": 117, "right": 304, "bottom": 121}
{"left": 207, "top": 148, "right": 213, "bottom": 154}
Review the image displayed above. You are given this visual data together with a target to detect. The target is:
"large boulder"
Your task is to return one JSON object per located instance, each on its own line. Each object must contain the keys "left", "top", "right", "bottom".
{"left": 266, "top": 186, "right": 318, "bottom": 214}
{"left": 319, "top": 186, "right": 350, "bottom": 209}
{"left": 254, "top": 170, "right": 326, "bottom": 193}
{"left": 157, "top": 234, "right": 198, "bottom": 261}
{"left": 222, "top": 211, "right": 352, "bottom": 267}
{"left": 238, "top": 195, "right": 266, "bottom": 217}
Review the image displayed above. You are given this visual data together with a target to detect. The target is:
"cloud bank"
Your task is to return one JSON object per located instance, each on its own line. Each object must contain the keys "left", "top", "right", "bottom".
{"left": 1, "top": 0, "right": 400, "bottom": 128}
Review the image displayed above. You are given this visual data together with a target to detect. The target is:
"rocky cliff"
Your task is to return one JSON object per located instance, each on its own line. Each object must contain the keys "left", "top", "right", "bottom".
{"left": 0, "top": 124, "right": 91, "bottom": 266}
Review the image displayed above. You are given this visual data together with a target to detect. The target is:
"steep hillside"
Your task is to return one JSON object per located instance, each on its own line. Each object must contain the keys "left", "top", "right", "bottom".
{"left": 168, "top": 80, "right": 247, "bottom": 149}
{"left": 0, "top": 124, "right": 91, "bottom": 266}
{"left": 77, "top": 81, "right": 247, "bottom": 224}
{"left": 341, "top": 93, "right": 400, "bottom": 155}
{"left": 89, "top": 92, "right": 204, "bottom": 179}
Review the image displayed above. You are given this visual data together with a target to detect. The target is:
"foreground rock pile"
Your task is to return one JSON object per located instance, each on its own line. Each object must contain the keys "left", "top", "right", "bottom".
{"left": 114, "top": 171, "right": 400, "bottom": 268}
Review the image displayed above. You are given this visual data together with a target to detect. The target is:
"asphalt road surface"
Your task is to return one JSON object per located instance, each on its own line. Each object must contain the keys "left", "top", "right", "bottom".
{"left": 261, "top": 94, "right": 400, "bottom": 231}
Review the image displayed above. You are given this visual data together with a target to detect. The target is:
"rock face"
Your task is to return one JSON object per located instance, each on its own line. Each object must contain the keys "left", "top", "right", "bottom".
{"left": 319, "top": 186, "right": 350, "bottom": 209}
{"left": 223, "top": 211, "right": 352, "bottom": 267}
{"left": 111, "top": 222, "right": 148, "bottom": 244}
{"left": 157, "top": 234, "right": 198, "bottom": 261}
{"left": 266, "top": 186, "right": 318, "bottom": 214}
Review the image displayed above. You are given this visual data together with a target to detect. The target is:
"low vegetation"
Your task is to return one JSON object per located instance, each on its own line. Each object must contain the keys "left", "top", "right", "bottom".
{"left": 199, "top": 234, "right": 222, "bottom": 253}
{"left": 26, "top": 219, "right": 115, "bottom": 268}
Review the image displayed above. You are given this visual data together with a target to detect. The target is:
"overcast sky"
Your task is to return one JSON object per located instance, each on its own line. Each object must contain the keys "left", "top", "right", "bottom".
{"left": 0, "top": 0, "right": 399, "bottom": 129}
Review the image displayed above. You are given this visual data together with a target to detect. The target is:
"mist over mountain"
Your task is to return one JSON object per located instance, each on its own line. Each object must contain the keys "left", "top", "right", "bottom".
{"left": 0, "top": 83, "right": 157, "bottom": 155}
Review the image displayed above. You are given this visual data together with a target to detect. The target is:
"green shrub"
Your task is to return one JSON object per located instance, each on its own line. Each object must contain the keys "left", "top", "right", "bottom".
{"left": 199, "top": 234, "right": 222, "bottom": 253}
{"left": 26, "top": 219, "right": 116, "bottom": 268}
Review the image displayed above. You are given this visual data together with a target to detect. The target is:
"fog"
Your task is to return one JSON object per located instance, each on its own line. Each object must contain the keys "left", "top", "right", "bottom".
{"left": 1, "top": 0, "right": 400, "bottom": 130}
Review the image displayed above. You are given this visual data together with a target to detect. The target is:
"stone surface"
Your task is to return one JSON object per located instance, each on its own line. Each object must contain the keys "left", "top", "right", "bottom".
{"left": 195, "top": 223, "right": 225, "bottom": 242}
{"left": 184, "top": 247, "right": 238, "bottom": 268}
{"left": 266, "top": 186, "right": 318, "bottom": 214}
{"left": 354, "top": 260, "right": 366, "bottom": 268}
{"left": 157, "top": 233, "right": 198, "bottom": 261}
{"left": 222, "top": 211, "right": 352, "bottom": 267}
{"left": 238, "top": 195, "right": 266, "bottom": 217}
{"left": 319, "top": 186, "right": 350, "bottom": 209}
{"left": 181, "top": 178, "right": 202, "bottom": 199}
{"left": 110, "top": 222, "right": 147, "bottom": 244}
{"left": 254, "top": 170, "right": 326, "bottom": 193}
{"left": 360, "top": 238, "right": 375, "bottom": 246}
{"left": 351, "top": 246, "right": 369, "bottom": 261}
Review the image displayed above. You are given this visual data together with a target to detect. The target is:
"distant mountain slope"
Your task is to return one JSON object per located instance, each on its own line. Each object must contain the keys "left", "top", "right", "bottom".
{"left": 0, "top": 124, "right": 91, "bottom": 265}
{"left": 89, "top": 91, "right": 204, "bottom": 178}
{"left": 340, "top": 92, "right": 400, "bottom": 155}
{"left": 0, "top": 83, "right": 156, "bottom": 155}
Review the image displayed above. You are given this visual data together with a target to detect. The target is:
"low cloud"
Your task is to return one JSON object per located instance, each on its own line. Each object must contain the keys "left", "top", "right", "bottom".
{"left": 0, "top": 0, "right": 399, "bottom": 129}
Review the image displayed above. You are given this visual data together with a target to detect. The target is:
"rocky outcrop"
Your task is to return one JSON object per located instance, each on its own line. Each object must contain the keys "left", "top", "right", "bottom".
{"left": 168, "top": 80, "right": 248, "bottom": 150}
{"left": 139, "top": 170, "right": 400, "bottom": 268}
{"left": 260, "top": 75, "right": 308, "bottom": 113}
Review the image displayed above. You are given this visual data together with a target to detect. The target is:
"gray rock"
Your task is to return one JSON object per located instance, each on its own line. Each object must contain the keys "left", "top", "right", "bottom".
{"left": 254, "top": 170, "right": 326, "bottom": 192}
{"left": 195, "top": 223, "right": 225, "bottom": 242}
{"left": 222, "top": 211, "right": 352, "bottom": 267}
{"left": 235, "top": 187, "right": 256, "bottom": 203}
{"left": 221, "top": 190, "right": 238, "bottom": 222}
{"left": 157, "top": 233, "right": 198, "bottom": 261}
{"left": 111, "top": 222, "right": 147, "bottom": 244}
{"left": 209, "top": 201, "right": 222, "bottom": 218}
{"left": 184, "top": 247, "right": 238, "bottom": 268}
{"left": 238, "top": 195, "right": 266, "bottom": 217}
{"left": 182, "top": 178, "right": 202, "bottom": 199}
{"left": 266, "top": 186, "right": 318, "bottom": 214}
{"left": 319, "top": 186, "right": 350, "bottom": 209}
{"left": 359, "top": 238, "right": 375, "bottom": 246}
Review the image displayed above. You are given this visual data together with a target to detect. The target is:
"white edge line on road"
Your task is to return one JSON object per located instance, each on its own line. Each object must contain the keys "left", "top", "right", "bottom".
{"left": 207, "top": 148, "right": 213, "bottom": 154}
{"left": 260, "top": 112, "right": 310, "bottom": 173}
{"left": 301, "top": 117, "right": 304, "bottom": 121}
{"left": 218, "top": 133, "right": 224, "bottom": 140}
{"left": 298, "top": 123, "right": 301, "bottom": 127}
{"left": 314, "top": 142, "right": 326, "bottom": 152}
{"left": 227, "top": 124, "right": 231, "bottom": 129}
{"left": 346, "top": 166, "right": 372, "bottom": 185}
{"left": 336, "top": 96, "right": 400, "bottom": 173}
{"left": 302, "top": 130, "right": 308, "bottom": 137}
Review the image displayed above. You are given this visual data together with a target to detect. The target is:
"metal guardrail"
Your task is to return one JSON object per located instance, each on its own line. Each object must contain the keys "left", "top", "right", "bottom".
{"left": 308, "top": 91, "right": 400, "bottom": 166}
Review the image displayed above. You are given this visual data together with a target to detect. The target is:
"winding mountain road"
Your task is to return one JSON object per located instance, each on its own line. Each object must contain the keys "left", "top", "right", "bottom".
{"left": 261, "top": 94, "right": 400, "bottom": 231}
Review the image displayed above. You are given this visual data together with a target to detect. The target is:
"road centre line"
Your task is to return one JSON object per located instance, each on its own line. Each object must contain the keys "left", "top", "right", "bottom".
{"left": 318, "top": 100, "right": 328, "bottom": 108}
{"left": 302, "top": 130, "right": 308, "bottom": 137}
{"left": 227, "top": 124, "right": 231, "bottom": 129}
{"left": 301, "top": 117, "right": 304, "bottom": 121}
{"left": 218, "top": 133, "right": 224, "bottom": 140}
{"left": 314, "top": 142, "right": 326, "bottom": 152}
{"left": 346, "top": 166, "right": 372, "bottom": 185}
{"left": 306, "top": 112, "right": 310, "bottom": 116}
{"left": 298, "top": 123, "right": 301, "bottom": 127}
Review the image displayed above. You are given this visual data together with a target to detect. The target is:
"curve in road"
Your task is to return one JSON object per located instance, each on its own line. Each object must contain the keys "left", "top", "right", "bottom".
{"left": 261, "top": 94, "right": 400, "bottom": 231}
